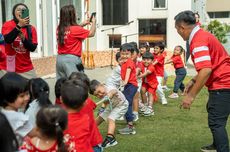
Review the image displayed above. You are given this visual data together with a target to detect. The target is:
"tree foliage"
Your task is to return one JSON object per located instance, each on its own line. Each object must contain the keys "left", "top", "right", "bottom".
{"left": 206, "top": 20, "right": 230, "bottom": 44}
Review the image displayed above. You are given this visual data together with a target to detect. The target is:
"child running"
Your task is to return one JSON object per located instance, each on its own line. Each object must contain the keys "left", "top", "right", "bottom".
{"left": 89, "top": 79, "right": 128, "bottom": 148}
{"left": 119, "top": 43, "right": 138, "bottom": 134}
{"left": 21, "top": 105, "right": 76, "bottom": 152}
{"left": 165, "top": 45, "right": 187, "bottom": 98}
{"left": 138, "top": 52, "right": 158, "bottom": 116}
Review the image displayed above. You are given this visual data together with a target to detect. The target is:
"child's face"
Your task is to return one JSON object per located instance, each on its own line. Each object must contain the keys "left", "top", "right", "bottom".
{"left": 154, "top": 46, "right": 162, "bottom": 54}
{"left": 21, "top": 91, "right": 30, "bottom": 108}
{"left": 118, "top": 58, "right": 124, "bottom": 66}
{"left": 140, "top": 47, "right": 147, "bottom": 55}
{"left": 93, "top": 85, "right": 107, "bottom": 99}
{"left": 120, "top": 50, "right": 131, "bottom": 62}
{"left": 8, "top": 92, "right": 28, "bottom": 110}
{"left": 174, "top": 46, "right": 182, "bottom": 55}
{"left": 131, "top": 51, "right": 138, "bottom": 61}
{"left": 143, "top": 58, "right": 153, "bottom": 67}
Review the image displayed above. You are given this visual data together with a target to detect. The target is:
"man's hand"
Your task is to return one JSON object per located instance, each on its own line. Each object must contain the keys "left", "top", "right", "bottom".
{"left": 183, "top": 80, "right": 194, "bottom": 94}
{"left": 180, "top": 94, "right": 194, "bottom": 109}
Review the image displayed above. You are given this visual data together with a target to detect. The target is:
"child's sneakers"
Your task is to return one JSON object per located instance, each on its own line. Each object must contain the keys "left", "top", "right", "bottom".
{"left": 101, "top": 135, "right": 118, "bottom": 148}
{"left": 118, "top": 125, "right": 136, "bottom": 135}
{"left": 139, "top": 105, "right": 147, "bottom": 114}
{"left": 161, "top": 98, "right": 168, "bottom": 105}
{"left": 143, "top": 106, "right": 154, "bottom": 116}
{"left": 133, "top": 112, "right": 139, "bottom": 122}
{"left": 162, "top": 85, "right": 170, "bottom": 91}
{"left": 168, "top": 93, "right": 179, "bottom": 99}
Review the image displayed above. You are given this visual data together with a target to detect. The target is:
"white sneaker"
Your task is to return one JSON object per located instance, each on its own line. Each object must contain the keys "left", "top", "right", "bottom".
{"left": 133, "top": 113, "right": 139, "bottom": 122}
{"left": 139, "top": 105, "right": 147, "bottom": 114}
{"left": 168, "top": 93, "right": 179, "bottom": 99}
{"left": 162, "top": 86, "right": 170, "bottom": 91}
{"left": 143, "top": 107, "right": 154, "bottom": 116}
{"left": 161, "top": 98, "right": 168, "bottom": 105}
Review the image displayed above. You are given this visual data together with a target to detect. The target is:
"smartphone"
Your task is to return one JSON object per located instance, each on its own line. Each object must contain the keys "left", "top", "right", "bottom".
{"left": 21, "top": 8, "right": 29, "bottom": 19}
{"left": 89, "top": 12, "right": 96, "bottom": 22}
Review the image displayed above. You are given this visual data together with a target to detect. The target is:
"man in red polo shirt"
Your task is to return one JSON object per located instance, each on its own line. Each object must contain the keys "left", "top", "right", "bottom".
{"left": 175, "top": 11, "right": 230, "bottom": 152}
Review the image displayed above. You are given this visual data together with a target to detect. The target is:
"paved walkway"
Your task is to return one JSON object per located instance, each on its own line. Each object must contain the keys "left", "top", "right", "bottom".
{"left": 44, "top": 65, "right": 197, "bottom": 102}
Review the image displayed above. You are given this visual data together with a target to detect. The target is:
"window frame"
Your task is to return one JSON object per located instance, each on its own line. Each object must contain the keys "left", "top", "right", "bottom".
{"left": 152, "top": 0, "right": 168, "bottom": 10}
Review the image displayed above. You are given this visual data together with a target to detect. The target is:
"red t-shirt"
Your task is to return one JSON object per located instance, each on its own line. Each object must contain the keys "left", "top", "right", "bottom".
{"left": 64, "top": 112, "right": 93, "bottom": 152}
{"left": 80, "top": 98, "right": 103, "bottom": 147}
{"left": 153, "top": 53, "right": 165, "bottom": 77}
{"left": 190, "top": 27, "right": 230, "bottom": 90}
{"left": 2, "top": 20, "right": 37, "bottom": 73}
{"left": 57, "top": 26, "right": 90, "bottom": 57}
{"left": 0, "top": 44, "right": 6, "bottom": 70}
{"left": 171, "top": 55, "right": 184, "bottom": 69}
{"left": 121, "top": 58, "right": 138, "bottom": 86}
{"left": 140, "top": 63, "right": 158, "bottom": 89}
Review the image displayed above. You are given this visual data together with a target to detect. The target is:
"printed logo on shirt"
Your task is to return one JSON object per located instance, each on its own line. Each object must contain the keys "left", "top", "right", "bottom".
{"left": 11, "top": 36, "right": 27, "bottom": 54}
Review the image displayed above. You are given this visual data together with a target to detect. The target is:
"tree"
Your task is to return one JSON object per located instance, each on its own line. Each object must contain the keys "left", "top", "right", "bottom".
{"left": 206, "top": 20, "right": 230, "bottom": 44}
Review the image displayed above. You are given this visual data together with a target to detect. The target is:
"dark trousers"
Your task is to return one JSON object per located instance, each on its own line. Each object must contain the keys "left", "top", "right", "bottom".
{"left": 122, "top": 83, "right": 137, "bottom": 123}
{"left": 173, "top": 68, "right": 187, "bottom": 93}
{"left": 185, "top": 41, "right": 190, "bottom": 64}
{"left": 207, "top": 90, "right": 230, "bottom": 152}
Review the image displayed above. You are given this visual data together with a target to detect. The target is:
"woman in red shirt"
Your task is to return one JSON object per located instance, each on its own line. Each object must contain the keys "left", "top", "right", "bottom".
{"left": 2, "top": 3, "right": 38, "bottom": 79}
{"left": 56, "top": 5, "right": 96, "bottom": 79}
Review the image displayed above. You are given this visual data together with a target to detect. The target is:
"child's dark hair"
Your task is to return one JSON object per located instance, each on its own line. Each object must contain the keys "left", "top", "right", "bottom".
{"left": 69, "top": 72, "right": 90, "bottom": 88}
{"left": 142, "top": 52, "right": 154, "bottom": 60}
{"left": 120, "top": 43, "right": 135, "bottom": 53}
{"left": 129, "top": 42, "right": 139, "bottom": 54}
{"left": 0, "top": 113, "right": 19, "bottom": 152}
{"left": 61, "top": 80, "right": 88, "bottom": 109}
{"left": 55, "top": 77, "right": 67, "bottom": 99}
{"left": 28, "top": 78, "right": 52, "bottom": 108}
{"left": 0, "top": 72, "right": 28, "bottom": 107}
{"left": 115, "top": 52, "right": 121, "bottom": 62}
{"left": 89, "top": 79, "right": 101, "bottom": 95}
{"left": 194, "top": 12, "right": 200, "bottom": 18}
{"left": 155, "top": 42, "right": 165, "bottom": 51}
{"left": 176, "top": 45, "right": 184, "bottom": 54}
{"left": 140, "top": 43, "right": 150, "bottom": 52}
{"left": 36, "top": 105, "right": 68, "bottom": 152}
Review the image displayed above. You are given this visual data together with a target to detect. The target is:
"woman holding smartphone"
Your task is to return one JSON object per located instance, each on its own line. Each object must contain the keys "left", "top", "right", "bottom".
{"left": 1, "top": 3, "right": 38, "bottom": 79}
{"left": 56, "top": 5, "right": 96, "bottom": 79}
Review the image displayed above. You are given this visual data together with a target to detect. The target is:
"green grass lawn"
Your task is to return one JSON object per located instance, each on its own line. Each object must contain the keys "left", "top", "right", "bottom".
{"left": 95, "top": 76, "right": 230, "bottom": 152}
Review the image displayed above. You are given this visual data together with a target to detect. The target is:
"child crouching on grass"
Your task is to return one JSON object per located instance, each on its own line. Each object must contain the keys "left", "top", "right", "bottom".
{"left": 137, "top": 52, "right": 158, "bottom": 116}
{"left": 89, "top": 80, "right": 128, "bottom": 148}
{"left": 165, "top": 45, "right": 187, "bottom": 98}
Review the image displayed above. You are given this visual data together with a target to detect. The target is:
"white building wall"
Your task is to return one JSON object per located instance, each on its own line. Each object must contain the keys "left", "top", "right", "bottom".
{"left": 95, "top": 0, "right": 192, "bottom": 51}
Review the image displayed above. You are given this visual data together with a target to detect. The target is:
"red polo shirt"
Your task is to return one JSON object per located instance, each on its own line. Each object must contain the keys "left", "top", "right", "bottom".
{"left": 171, "top": 55, "right": 184, "bottom": 69}
{"left": 0, "top": 44, "right": 6, "bottom": 70}
{"left": 190, "top": 27, "right": 230, "bottom": 90}
{"left": 140, "top": 63, "right": 158, "bottom": 89}
{"left": 57, "top": 26, "right": 90, "bottom": 57}
{"left": 121, "top": 58, "right": 138, "bottom": 86}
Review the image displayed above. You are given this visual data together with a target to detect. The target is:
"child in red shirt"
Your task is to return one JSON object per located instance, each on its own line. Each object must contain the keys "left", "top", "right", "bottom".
{"left": 165, "top": 46, "right": 187, "bottom": 98}
{"left": 153, "top": 42, "right": 168, "bottom": 105}
{"left": 61, "top": 80, "right": 94, "bottom": 152}
{"left": 119, "top": 43, "right": 138, "bottom": 135}
{"left": 138, "top": 52, "right": 158, "bottom": 116}
{"left": 20, "top": 105, "right": 76, "bottom": 152}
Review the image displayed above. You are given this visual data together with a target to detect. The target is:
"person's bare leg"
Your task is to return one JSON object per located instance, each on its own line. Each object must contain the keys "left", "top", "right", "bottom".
{"left": 96, "top": 116, "right": 104, "bottom": 126}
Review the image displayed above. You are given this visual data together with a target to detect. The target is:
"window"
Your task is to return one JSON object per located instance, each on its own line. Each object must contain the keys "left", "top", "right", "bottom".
{"left": 139, "top": 19, "right": 166, "bottom": 35}
{"left": 102, "top": 0, "right": 128, "bottom": 25}
{"left": 109, "top": 34, "right": 121, "bottom": 48}
{"left": 152, "top": 0, "right": 167, "bottom": 9}
{"left": 208, "top": 11, "right": 230, "bottom": 18}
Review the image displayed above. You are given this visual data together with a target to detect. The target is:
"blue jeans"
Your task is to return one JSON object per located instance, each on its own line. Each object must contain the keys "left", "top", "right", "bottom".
{"left": 207, "top": 90, "right": 230, "bottom": 152}
{"left": 122, "top": 83, "right": 137, "bottom": 123}
{"left": 173, "top": 68, "right": 186, "bottom": 93}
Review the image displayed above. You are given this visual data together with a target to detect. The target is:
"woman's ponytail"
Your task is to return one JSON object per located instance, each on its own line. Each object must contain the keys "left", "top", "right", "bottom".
{"left": 55, "top": 122, "right": 67, "bottom": 152}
